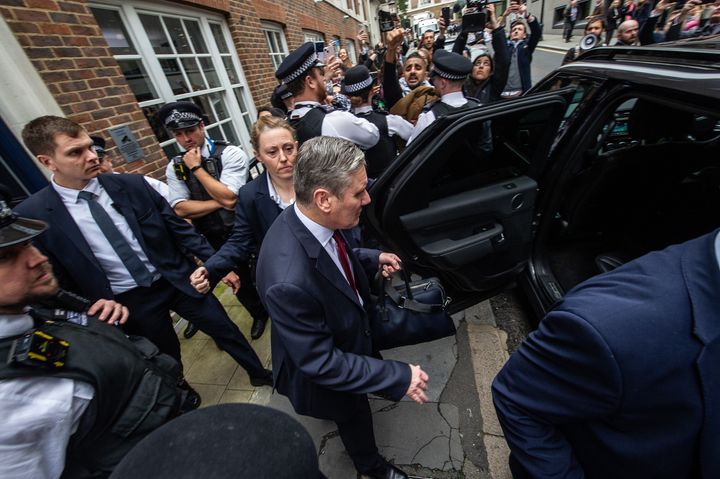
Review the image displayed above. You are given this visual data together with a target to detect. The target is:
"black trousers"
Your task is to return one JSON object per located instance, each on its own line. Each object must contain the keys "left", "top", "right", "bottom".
{"left": 335, "top": 395, "right": 385, "bottom": 474}
{"left": 116, "top": 278, "right": 265, "bottom": 377}
{"left": 204, "top": 232, "right": 268, "bottom": 321}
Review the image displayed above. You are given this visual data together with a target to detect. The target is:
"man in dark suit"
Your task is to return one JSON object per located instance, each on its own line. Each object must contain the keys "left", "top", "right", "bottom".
{"left": 492, "top": 231, "right": 720, "bottom": 479}
{"left": 15, "top": 115, "right": 272, "bottom": 387}
{"left": 256, "top": 136, "right": 430, "bottom": 479}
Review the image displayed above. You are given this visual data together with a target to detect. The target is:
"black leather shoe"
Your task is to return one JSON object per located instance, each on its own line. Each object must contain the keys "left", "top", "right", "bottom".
{"left": 183, "top": 322, "right": 199, "bottom": 339}
{"left": 249, "top": 369, "right": 273, "bottom": 387}
{"left": 250, "top": 317, "right": 267, "bottom": 339}
{"left": 177, "top": 379, "right": 202, "bottom": 412}
{"left": 364, "top": 461, "right": 408, "bottom": 479}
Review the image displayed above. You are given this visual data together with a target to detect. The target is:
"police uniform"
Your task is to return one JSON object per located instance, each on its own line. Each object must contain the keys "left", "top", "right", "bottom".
{"left": 341, "top": 65, "right": 413, "bottom": 178}
{"left": 158, "top": 102, "right": 269, "bottom": 339}
{"left": 276, "top": 42, "right": 379, "bottom": 149}
{"left": 407, "top": 50, "right": 477, "bottom": 144}
{"left": 0, "top": 198, "right": 189, "bottom": 479}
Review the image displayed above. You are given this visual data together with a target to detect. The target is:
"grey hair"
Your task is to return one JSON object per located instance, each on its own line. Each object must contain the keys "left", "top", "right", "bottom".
{"left": 294, "top": 136, "right": 366, "bottom": 206}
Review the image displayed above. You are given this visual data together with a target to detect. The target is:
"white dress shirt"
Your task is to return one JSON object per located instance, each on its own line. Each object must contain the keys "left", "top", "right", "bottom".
{"left": 0, "top": 313, "right": 94, "bottom": 479}
{"left": 352, "top": 105, "right": 414, "bottom": 142}
{"left": 407, "top": 91, "right": 468, "bottom": 144}
{"left": 290, "top": 101, "right": 380, "bottom": 150}
{"left": 52, "top": 177, "right": 158, "bottom": 294}
{"left": 266, "top": 174, "right": 294, "bottom": 210}
{"left": 294, "top": 204, "right": 363, "bottom": 304}
{"left": 165, "top": 137, "right": 249, "bottom": 208}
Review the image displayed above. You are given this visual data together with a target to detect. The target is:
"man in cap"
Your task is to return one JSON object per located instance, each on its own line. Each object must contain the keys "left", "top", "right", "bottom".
{"left": 341, "top": 65, "right": 413, "bottom": 178}
{"left": 276, "top": 42, "right": 380, "bottom": 148}
{"left": 157, "top": 101, "right": 269, "bottom": 340}
{"left": 15, "top": 115, "right": 272, "bottom": 389}
{"left": 407, "top": 50, "right": 476, "bottom": 144}
{"left": 0, "top": 187, "right": 192, "bottom": 478}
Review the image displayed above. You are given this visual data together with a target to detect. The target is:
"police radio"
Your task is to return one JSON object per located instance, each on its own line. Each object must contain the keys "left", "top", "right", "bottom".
{"left": 173, "top": 156, "right": 189, "bottom": 181}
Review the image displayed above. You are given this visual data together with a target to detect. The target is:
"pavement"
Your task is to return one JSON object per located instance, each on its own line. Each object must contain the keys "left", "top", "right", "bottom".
{"left": 177, "top": 283, "right": 515, "bottom": 479}
{"left": 537, "top": 33, "right": 575, "bottom": 53}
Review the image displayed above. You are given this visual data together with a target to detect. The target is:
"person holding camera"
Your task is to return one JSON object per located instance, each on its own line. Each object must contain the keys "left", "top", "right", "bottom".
{"left": 500, "top": 2, "right": 541, "bottom": 99}
{"left": 158, "top": 101, "right": 270, "bottom": 341}
{"left": 562, "top": 17, "right": 607, "bottom": 64}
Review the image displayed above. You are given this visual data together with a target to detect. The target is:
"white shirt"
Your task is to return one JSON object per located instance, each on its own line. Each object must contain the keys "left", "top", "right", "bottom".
{"left": 290, "top": 101, "right": 380, "bottom": 150}
{"left": 407, "top": 91, "right": 468, "bottom": 144}
{"left": 352, "top": 105, "right": 414, "bottom": 142}
{"left": 266, "top": 174, "right": 294, "bottom": 210}
{"left": 294, "top": 204, "right": 363, "bottom": 304}
{"left": 0, "top": 313, "right": 95, "bottom": 479}
{"left": 165, "top": 138, "right": 249, "bottom": 208}
{"left": 52, "top": 177, "right": 158, "bottom": 295}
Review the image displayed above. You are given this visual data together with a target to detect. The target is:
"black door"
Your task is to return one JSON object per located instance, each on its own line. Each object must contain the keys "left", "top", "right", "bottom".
{"left": 366, "top": 90, "right": 572, "bottom": 307}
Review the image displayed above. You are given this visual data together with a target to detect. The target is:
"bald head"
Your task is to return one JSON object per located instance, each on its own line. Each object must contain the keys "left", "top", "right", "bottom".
{"left": 617, "top": 19, "right": 639, "bottom": 45}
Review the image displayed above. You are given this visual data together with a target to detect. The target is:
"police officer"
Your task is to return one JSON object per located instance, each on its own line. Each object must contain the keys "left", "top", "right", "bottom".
{"left": 0, "top": 191, "right": 191, "bottom": 478}
{"left": 407, "top": 49, "right": 477, "bottom": 144}
{"left": 341, "top": 65, "right": 413, "bottom": 178}
{"left": 276, "top": 42, "right": 380, "bottom": 148}
{"left": 158, "top": 102, "right": 269, "bottom": 340}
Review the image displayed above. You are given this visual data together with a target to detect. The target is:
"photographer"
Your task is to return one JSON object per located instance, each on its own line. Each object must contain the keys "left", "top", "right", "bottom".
{"left": 452, "top": 4, "right": 510, "bottom": 104}
{"left": 562, "top": 17, "right": 607, "bottom": 64}
{"left": 500, "top": 2, "right": 541, "bottom": 99}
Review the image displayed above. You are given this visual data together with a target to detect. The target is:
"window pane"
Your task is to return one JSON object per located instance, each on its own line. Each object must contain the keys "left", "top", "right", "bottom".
{"left": 159, "top": 58, "right": 189, "bottom": 94}
{"left": 164, "top": 17, "right": 192, "bottom": 54}
{"left": 221, "top": 122, "right": 239, "bottom": 146}
{"left": 265, "top": 31, "right": 277, "bottom": 53}
{"left": 91, "top": 8, "right": 136, "bottom": 55}
{"left": 191, "top": 95, "right": 215, "bottom": 124}
{"left": 162, "top": 142, "right": 182, "bottom": 159}
{"left": 206, "top": 125, "right": 223, "bottom": 141}
{"left": 143, "top": 104, "right": 170, "bottom": 143}
{"left": 181, "top": 57, "right": 206, "bottom": 91}
{"left": 222, "top": 57, "right": 239, "bottom": 84}
{"left": 210, "top": 23, "right": 229, "bottom": 53}
{"left": 199, "top": 57, "right": 220, "bottom": 88}
{"left": 184, "top": 20, "right": 208, "bottom": 53}
{"left": 209, "top": 92, "right": 229, "bottom": 120}
{"left": 139, "top": 14, "right": 172, "bottom": 54}
{"left": 117, "top": 59, "right": 158, "bottom": 102}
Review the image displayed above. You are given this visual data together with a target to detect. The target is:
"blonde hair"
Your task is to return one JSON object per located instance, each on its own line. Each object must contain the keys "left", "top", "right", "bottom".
{"left": 250, "top": 115, "right": 296, "bottom": 151}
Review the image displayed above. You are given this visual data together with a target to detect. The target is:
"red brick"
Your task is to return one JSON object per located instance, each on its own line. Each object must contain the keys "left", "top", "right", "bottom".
{"left": 91, "top": 109, "right": 114, "bottom": 120}
{"left": 69, "top": 112, "right": 92, "bottom": 124}
{"left": 69, "top": 24, "right": 96, "bottom": 35}
{"left": 64, "top": 36, "right": 90, "bottom": 46}
{"left": 58, "top": 1, "right": 85, "bottom": 13}
{"left": 49, "top": 12, "right": 78, "bottom": 23}
{"left": 55, "top": 92, "right": 80, "bottom": 104}
{"left": 52, "top": 46, "right": 82, "bottom": 57}
{"left": 87, "top": 78, "right": 111, "bottom": 88}
{"left": 13, "top": 9, "right": 50, "bottom": 22}
{"left": 42, "top": 70, "right": 70, "bottom": 82}
{"left": 26, "top": 0, "right": 59, "bottom": 10}
{"left": 44, "top": 58, "right": 75, "bottom": 70}
{"left": 40, "top": 23, "right": 71, "bottom": 35}
{"left": 78, "top": 89, "right": 103, "bottom": 100}
{"left": 58, "top": 79, "right": 87, "bottom": 92}
{"left": 100, "top": 97, "right": 122, "bottom": 107}
{"left": 26, "top": 47, "right": 53, "bottom": 58}
{"left": 75, "top": 57, "right": 101, "bottom": 68}
{"left": 28, "top": 35, "right": 63, "bottom": 46}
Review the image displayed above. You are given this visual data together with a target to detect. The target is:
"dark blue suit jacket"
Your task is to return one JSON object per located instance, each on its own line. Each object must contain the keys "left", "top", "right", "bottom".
{"left": 506, "top": 17, "right": 541, "bottom": 93}
{"left": 492, "top": 231, "right": 720, "bottom": 479}
{"left": 15, "top": 174, "right": 215, "bottom": 301}
{"left": 256, "top": 206, "right": 411, "bottom": 421}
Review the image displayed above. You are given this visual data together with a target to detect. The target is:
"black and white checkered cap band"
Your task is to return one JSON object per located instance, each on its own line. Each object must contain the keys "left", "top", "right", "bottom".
{"left": 281, "top": 52, "right": 319, "bottom": 84}
{"left": 344, "top": 76, "right": 373, "bottom": 93}
{"left": 165, "top": 110, "right": 201, "bottom": 126}
{"left": 432, "top": 65, "right": 467, "bottom": 81}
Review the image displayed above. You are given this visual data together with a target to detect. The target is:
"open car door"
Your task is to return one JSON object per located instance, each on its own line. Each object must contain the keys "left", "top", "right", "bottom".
{"left": 365, "top": 89, "right": 573, "bottom": 311}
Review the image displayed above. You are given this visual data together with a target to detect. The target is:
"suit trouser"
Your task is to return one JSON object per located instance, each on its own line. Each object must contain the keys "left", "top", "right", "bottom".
{"left": 564, "top": 20, "right": 576, "bottom": 40}
{"left": 116, "top": 278, "right": 265, "bottom": 377}
{"left": 204, "top": 232, "right": 268, "bottom": 322}
{"left": 335, "top": 395, "right": 385, "bottom": 474}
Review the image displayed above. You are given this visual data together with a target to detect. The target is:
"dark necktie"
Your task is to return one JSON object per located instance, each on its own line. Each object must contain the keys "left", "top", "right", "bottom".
{"left": 77, "top": 191, "right": 154, "bottom": 287}
{"left": 332, "top": 230, "right": 358, "bottom": 294}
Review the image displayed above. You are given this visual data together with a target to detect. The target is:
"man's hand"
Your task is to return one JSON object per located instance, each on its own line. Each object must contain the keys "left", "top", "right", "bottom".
{"left": 405, "top": 364, "right": 429, "bottom": 404}
{"left": 190, "top": 266, "right": 211, "bottom": 294}
{"left": 486, "top": 4, "right": 498, "bottom": 30}
{"left": 652, "top": 0, "right": 671, "bottom": 14}
{"left": 378, "top": 252, "right": 402, "bottom": 278}
{"left": 89, "top": 299, "right": 129, "bottom": 325}
{"left": 324, "top": 55, "right": 342, "bottom": 81}
{"left": 357, "top": 30, "right": 369, "bottom": 45}
{"left": 183, "top": 146, "right": 202, "bottom": 170}
{"left": 221, "top": 271, "right": 241, "bottom": 295}
{"left": 438, "top": 17, "right": 447, "bottom": 34}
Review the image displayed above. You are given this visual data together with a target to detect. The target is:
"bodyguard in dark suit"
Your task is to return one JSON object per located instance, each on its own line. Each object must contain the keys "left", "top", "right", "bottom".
{"left": 492, "top": 231, "right": 720, "bottom": 479}
{"left": 256, "top": 136, "right": 430, "bottom": 479}
{"left": 16, "top": 115, "right": 272, "bottom": 387}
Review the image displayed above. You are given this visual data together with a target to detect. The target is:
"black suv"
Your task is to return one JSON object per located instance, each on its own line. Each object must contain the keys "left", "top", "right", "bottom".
{"left": 366, "top": 38, "right": 720, "bottom": 317}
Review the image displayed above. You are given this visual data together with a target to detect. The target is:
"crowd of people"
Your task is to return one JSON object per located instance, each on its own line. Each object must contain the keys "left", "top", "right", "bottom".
{"left": 1, "top": 3, "right": 719, "bottom": 478}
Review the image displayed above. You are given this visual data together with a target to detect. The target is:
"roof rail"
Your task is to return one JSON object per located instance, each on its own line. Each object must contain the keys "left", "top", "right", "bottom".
{"left": 577, "top": 39, "right": 720, "bottom": 68}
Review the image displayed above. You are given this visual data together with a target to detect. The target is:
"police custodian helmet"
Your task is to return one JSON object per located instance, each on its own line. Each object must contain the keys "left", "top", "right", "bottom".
{"left": 0, "top": 185, "right": 47, "bottom": 248}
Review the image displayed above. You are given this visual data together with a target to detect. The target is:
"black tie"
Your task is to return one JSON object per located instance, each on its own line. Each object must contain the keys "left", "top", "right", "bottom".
{"left": 77, "top": 191, "right": 153, "bottom": 287}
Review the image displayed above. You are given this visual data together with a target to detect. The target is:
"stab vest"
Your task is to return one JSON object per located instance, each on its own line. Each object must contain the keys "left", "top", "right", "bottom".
{"left": 0, "top": 309, "right": 186, "bottom": 478}
{"left": 426, "top": 96, "right": 482, "bottom": 117}
{"left": 176, "top": 140, "right": 235, "bottom": 238}
{"left": 288, "top": 105, "right": 331, "bottom": 145}
{"left": 355, "top": 110, "right": 397, "bottom": 179}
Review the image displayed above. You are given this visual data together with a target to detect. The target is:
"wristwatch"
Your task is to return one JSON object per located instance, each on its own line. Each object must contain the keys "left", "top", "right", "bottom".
{"left": 190, "top": 165, "right": 202, "bottom": 174}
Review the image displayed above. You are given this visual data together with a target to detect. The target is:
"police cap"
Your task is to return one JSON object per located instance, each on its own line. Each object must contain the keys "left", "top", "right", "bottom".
{"left": 0, "top": 184, "right": 47, "bottom": 249}
{"left": 155, "top": 102, "right": 204, "bottom": 131}
{"left": 341, "top": 65, "right": 373, "bottom": 95}
{"left": 275, "top": 42, "right": 325, "bottom": 84}
{"left": 90, "top": 135, "right": 106, "bottom": 158}
{"left": 274, "top": 83, "right": 293, "bottom": 101}
{"left": 430, "top": 50, "right": 472, "bottom": 81}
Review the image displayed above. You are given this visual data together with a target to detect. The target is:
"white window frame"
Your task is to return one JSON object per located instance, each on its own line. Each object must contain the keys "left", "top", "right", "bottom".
{"left": 262, "top": 22, "right": 289, "bottom": 71}
{"left": 303, "top": 30, "right": 324, "bottom": 43}
{"left": 89, "top": 0, "right": 256, "bottom": 157}
{"left": 343, "top": 39, "right": 357, "bottom": 64}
